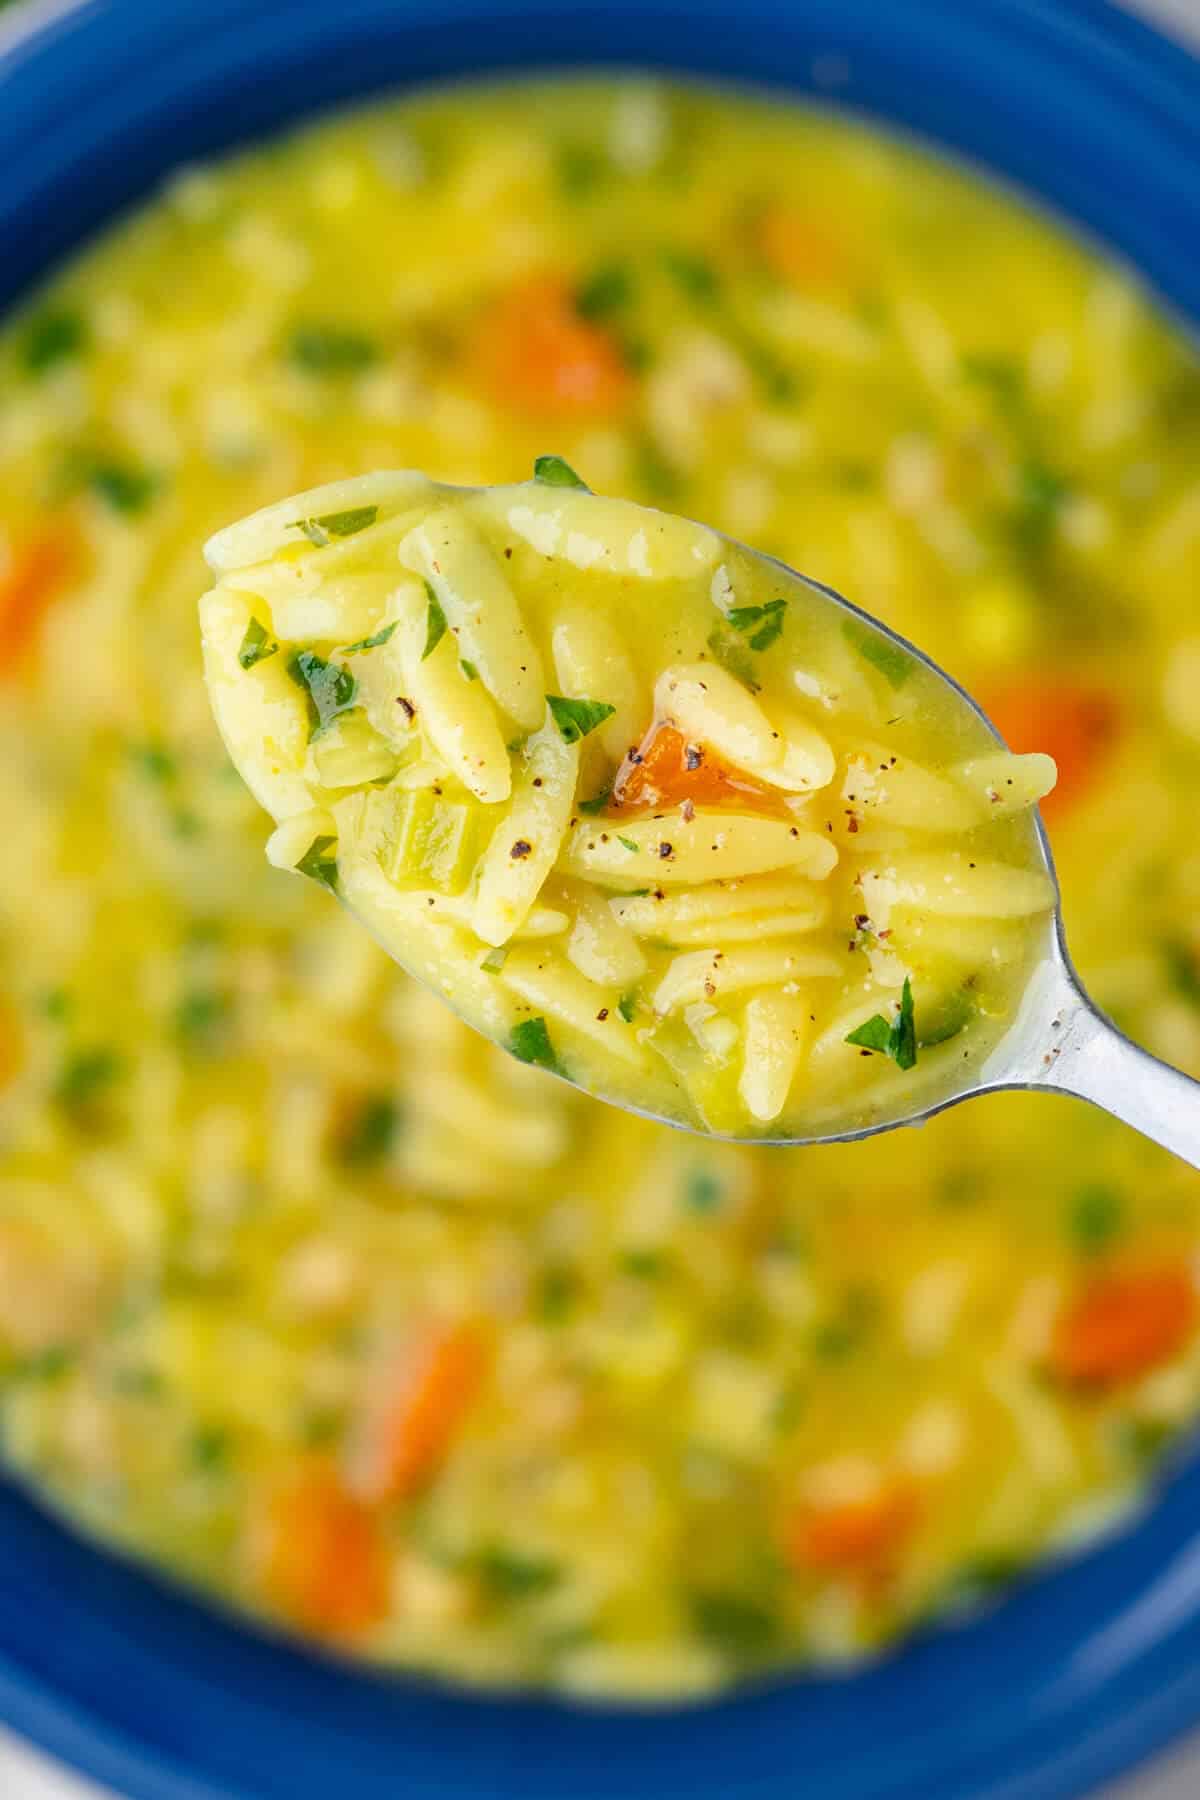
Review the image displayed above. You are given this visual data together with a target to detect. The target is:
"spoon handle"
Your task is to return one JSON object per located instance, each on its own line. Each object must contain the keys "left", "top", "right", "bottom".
{"left": 1032, "top": 964, "right": 1200, "bottom": 1170}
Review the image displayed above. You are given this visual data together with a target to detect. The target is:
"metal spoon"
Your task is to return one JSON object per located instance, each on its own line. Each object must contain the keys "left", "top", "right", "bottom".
{"left": 206, "top": 476, "right": 1200, "bottom": 1168}
{"left": 760, "top": 561, "right": 1200, "bottom": 1167}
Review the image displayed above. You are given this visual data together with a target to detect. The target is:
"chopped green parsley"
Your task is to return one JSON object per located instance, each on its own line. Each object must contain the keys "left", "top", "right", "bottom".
{"left": 340, "top": 620, "right": 397, "bottom": 656}
{"left": 295, "top": 834, "right": 339, "bottom": 894}
{"left": 533, "top": 454, "right": 589, "bottom": 490}
{"left": 287, "top": 650, "right": 358, "bottom": 739}
{"left": 285, "top": 323, "right": 379, "bottom": 375}
{"left": 422, "top": 583, "right": 448, "bottom": 660}
{"left": 509, "top": 1016, "right": 561, "bottom": 1073}
{"left": 547, "top": 694, "right": 616, "bottom": 744}
{"left": 728, "top": 597, "right": 788, "bottom": 653}
{"left": 845, "top": 976, "right": 918, "bottom": 1070}
{"left": 237, "top": 617, "right": 279, "bottom": 669}
{"left": 842, "top": 618, "right": 913, "bottom": 690}
{"left": 289, "top": 504, "right": 379, "bottom": 546}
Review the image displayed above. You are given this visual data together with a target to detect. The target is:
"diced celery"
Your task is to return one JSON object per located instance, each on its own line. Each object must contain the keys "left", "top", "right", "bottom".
{"left": 385, "top": 789, "right": 482, "bottom": 895}
{"left": 311, "top": 712, "right": 399, "bottom": 787}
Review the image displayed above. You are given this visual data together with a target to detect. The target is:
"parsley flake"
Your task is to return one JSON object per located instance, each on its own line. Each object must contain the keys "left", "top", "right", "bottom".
{"left": 80, "top": 455, "right": 158, "bottom": 515}
{"left": 533, "top": 454, "right": 589, "bottom": 490}
{"left": 290, "top": 504, "right": 379, "bottom": 546}
{"left": 842, "top": 618, "right": 914, "bottom": 690}
{"left": 617, "top": 835, "right": 639, "bottom": 854}
{"left": 337, "top": 1094, "right": 401, "bottom": 1167}
{"left": 845, "top": 976, "right": 918, "bottom": 1070}
{"left": 728, "top": 597, "right": 788, "bottom": 653}
{"left": 422, "top": 583, "right": 448, "bottom": 660}
{"left": 547, "top": 694, "right": 616, "bottom": 744}
{"left": 295, "top": 835, "right": 339, "bottom": 894}
{"left": 705, "top": 623, "right": 759, "bottom": 690}
{"left": 237, "top": 617, "right": 279, "bottom": 669}
{"left": 510, "top": 1016, "right": 562, "bottom": 1073}
{"left": 286, "top": 323, "right": 379, "bottom": 375}
{"left": 340, "top": 620, "right": 397, "bottom": 656}
{"left": 287, "top": 650, "right": 358, "bottom": 739}
{"left": 23, "top": 308, "right": 88, "bottom": 375}
{"left": 578, "top": 780, "right": 614, "bottom": 816}
{"left": 460, "top": 658, "right": 479, "bottom": 682}
{"left": 1068, "top": 1182, "right": 1125, "bottom": 1255}
{"left": 575, "top": 264, "right": 635, "bottom": 321}
{"left": 477, "top": 1546, "right": 562, "bottom": 1599}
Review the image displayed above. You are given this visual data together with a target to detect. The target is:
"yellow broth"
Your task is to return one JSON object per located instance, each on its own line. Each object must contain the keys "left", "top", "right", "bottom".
{"left": 202, "top": 471, "right": 1054, "bottom": 1138}
{"left": 0, "top": 80, "right": 1199, "bottom": 1694}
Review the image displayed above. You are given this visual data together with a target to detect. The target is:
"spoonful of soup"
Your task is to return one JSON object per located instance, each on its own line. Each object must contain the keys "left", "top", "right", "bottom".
{"left": 199, "top": 460, "right": 1200, "bottom": 1165}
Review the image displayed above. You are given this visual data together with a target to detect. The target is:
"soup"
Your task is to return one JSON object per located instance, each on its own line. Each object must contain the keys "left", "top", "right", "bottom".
{"left": 1, "top": 80, "right": 1199, "bottom": 1696}
{"left": 202, "top": 469, "right": 1054, "bottom": 1137}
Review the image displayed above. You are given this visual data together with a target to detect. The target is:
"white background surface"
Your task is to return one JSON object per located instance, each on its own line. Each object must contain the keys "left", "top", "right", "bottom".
{"left": 3, "top": 0, "right": 1200, "bottom": 1795}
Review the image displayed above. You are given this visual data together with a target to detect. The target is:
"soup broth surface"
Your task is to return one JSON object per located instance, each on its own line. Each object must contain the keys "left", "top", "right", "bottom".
{"left": 1, "top": 80, "right": 1200, "bottom": 1695}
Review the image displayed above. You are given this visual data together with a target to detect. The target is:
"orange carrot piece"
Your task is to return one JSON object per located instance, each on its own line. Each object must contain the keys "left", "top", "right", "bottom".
{"left": 0, "top": 527, "right": 81, "bottom": 672}
{"left": 258, "top": 1462, "right": 389, "bottom": 1639}
{"left": 784, "top": 1480, "right": 919, "bottom": 1579}
{"left": 353, "top": 1321, "right": 488, "bottom": 1505}
{"left": 978, "top": 676, "right": 1118, "bottom": 820}
{"left": 611, "top": 721, "right": 785, "bottom": 817}
{"left": 756, "top": 204, "right": 853, "bottom": 293}
{"left": 1050, "top": 1266, "right": 1197, "bottom": 1388}
{"left": 475, "top": 275, "right": 632, "bottom": 418}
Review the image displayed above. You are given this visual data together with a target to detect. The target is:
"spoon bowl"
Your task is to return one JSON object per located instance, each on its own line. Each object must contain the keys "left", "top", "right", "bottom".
{"left": 202, "top": 472, "right": 1200, "bottom": 1166}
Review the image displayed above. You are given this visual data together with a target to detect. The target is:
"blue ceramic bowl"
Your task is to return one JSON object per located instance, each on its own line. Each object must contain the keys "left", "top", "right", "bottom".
{"left": 3, "top": 3, "right": 1200, "bottom": 1797}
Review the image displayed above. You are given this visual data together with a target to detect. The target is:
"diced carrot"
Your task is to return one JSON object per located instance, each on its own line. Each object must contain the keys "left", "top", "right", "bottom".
{"left": 1050, "top": 1266, "right": 1197, "bottom": 1388}
{"left": 756, "top": 203, "right": 854, "bottom": 293}
{"left": 350, "top": 1321, "right": 488, "bottom": 1505}
{"left": 783, "top": 1479, "right": 919, "bottom": 1581}
{"left": 0, "top": 526, "right": 81, "bottom": 672}
{"left": 978, "top": 675, "right": 1118, "bottom": 820}
{"left": 257, "top": 1461, "right": 389, "bottom": 1639}
{"left": 611, "top": 721, "right": 784, "bottom": 817}
{"left": 474, "top": 274, "right": 632, "bottom": 418}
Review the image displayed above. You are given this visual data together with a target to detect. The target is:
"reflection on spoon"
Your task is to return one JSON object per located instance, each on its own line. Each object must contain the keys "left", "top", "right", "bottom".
{"left": 199, "top": 460, "right": 1200, "bottom": 1166}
